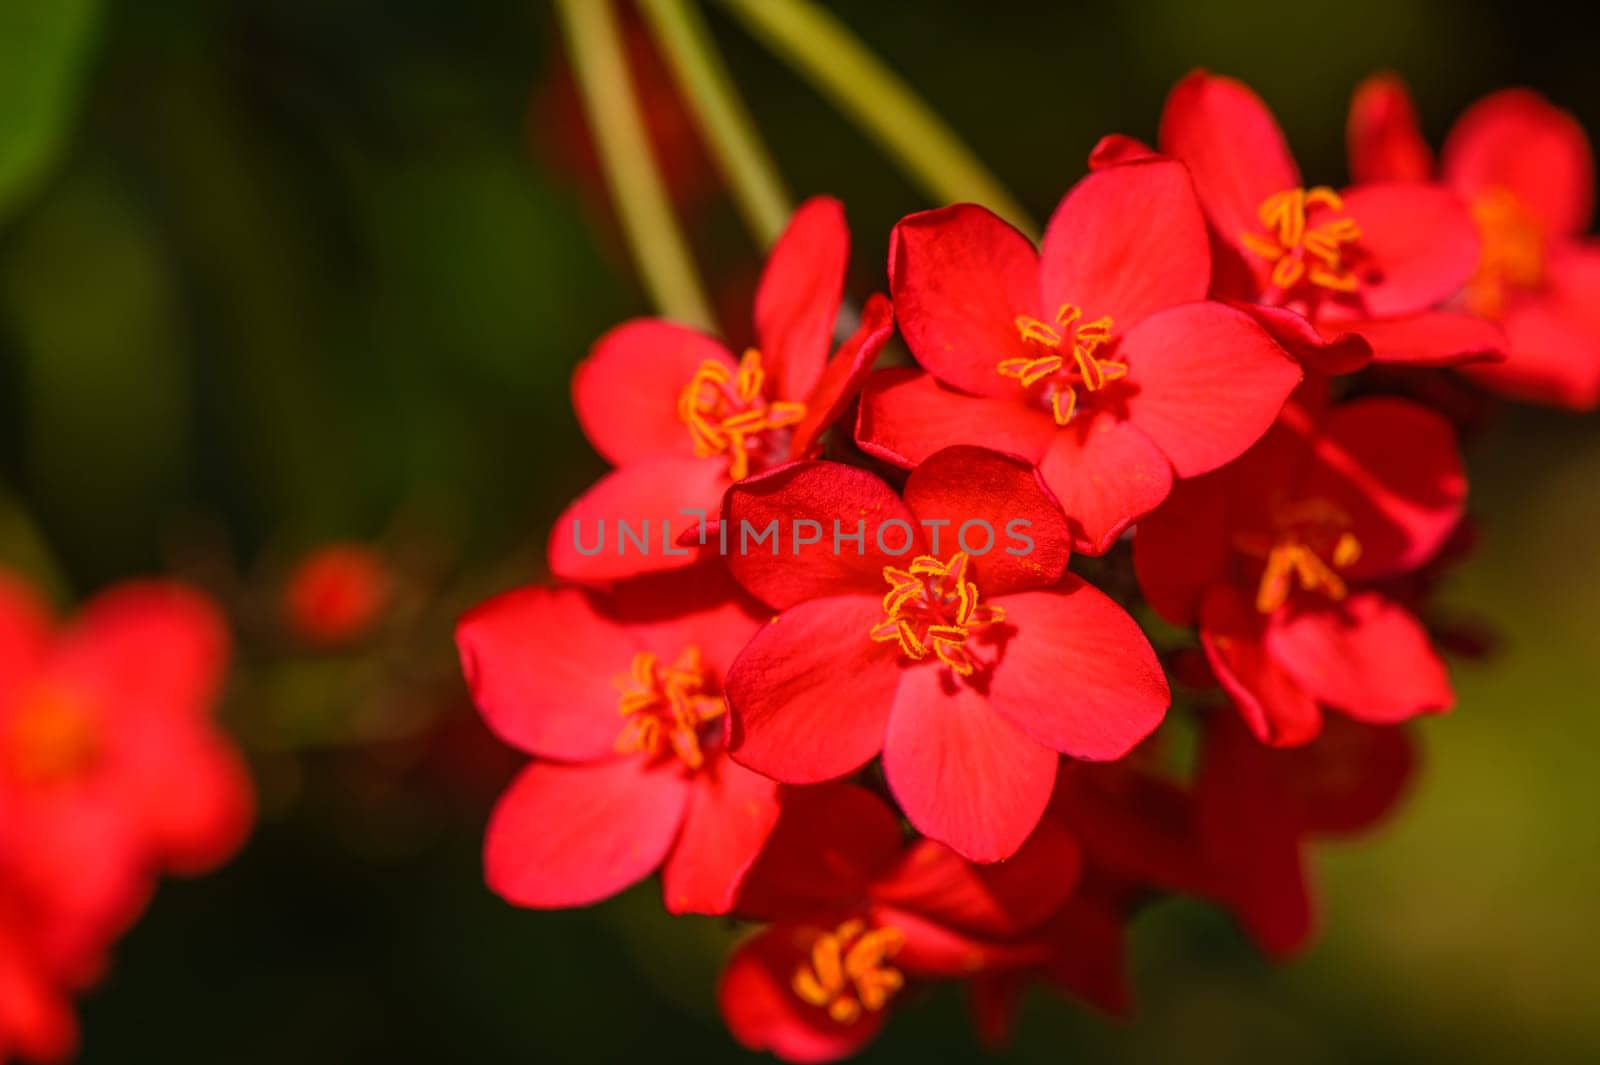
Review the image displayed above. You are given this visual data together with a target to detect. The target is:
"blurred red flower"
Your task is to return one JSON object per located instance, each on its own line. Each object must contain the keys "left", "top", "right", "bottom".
{"left": 284, "top": 543, "right": 392, "bottom": 646}
{"left": 1350, "top": 75, "right": 1600, "bottom": 408}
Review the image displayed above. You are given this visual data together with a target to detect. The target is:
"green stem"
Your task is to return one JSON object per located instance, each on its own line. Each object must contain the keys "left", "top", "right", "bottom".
{"left": 555, "top": 0, "right": 716, "bottom": 329}
{"left": 638, "top": 0, "right": 793, "bottom": 247}
{"left": 717, "top": 0, "right": 1037, "bottom": 239}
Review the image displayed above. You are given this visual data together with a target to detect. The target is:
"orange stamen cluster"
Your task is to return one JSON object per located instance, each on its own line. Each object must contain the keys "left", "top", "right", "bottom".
{"left": 5, "top": 688, "right": 101, "bottom": 786}
{"left": 997, "top": 304, "right": 1123, "bottom": 425}
{"left": 678, "top": 349, "right": 806, "bottom": 481}
{"left": 1236, "top": 500, "right": 1364, "bottom": 613}
{"left": 1241, "top": 187, "right": 1363, "bottom": 294}
{"left": 613, "top": 647, "right": 725, "bottom": 770}
{"left": 870, "top": 552, "right": 1004, "bottom": 676}
{"left": 790, "top": 919, "right": 906, "bottom": 1024}
{"left": 1466, "top": 187, "right": 1546, "bottom": 319}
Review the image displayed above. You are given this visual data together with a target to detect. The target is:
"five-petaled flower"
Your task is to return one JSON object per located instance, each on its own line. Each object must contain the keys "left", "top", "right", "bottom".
{"left": 1350, "top": 74, "right": 1600, "bottom": 409}
{"left": 858, "top": 159, "right": 1302, "bottom": 553}
{"left": 1135, "top": 395, "right": 1466, "bottom": 745}
{"left": 720, "top": 446, "right": 1169, "bottom": 862}
{"left": 551, "top": 197, "right": 894, "bottom": 582}
{"left": 0, "top": 571, "right": 254, "bottom": 1062}
{"left": 718, "top": 784, "right": 1080, "bottom": 1063}
{"left": 1158, "top": 70, "right": 1502, "bottom": 372}
{"left": 456, "top": 562, "right": 783, "bottom": 913}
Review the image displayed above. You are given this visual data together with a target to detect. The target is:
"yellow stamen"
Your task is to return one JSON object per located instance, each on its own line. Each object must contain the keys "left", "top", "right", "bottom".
{"left": 870, "top": 552, "right": 1004, "bottom": 676}
{"left": 677, "top": 349, "right": 807, "bottom": 481}
{"left": 613, "top": 647, "right": 724, "bottom": 770}
{"left": 996, "top": 303, "right": 1122, "bottom": 426}
{"left": 1241, "top": 186, "right": 1363, "bottom": 296}
{"left": 1238, "top": 500, "right": 1365, "bottom": 613}
{"left": 1466, "top": 187, "right": 1546, "bottom": 319}
{"left": 790, "top": 920, "right": 906, "bottom": 1024}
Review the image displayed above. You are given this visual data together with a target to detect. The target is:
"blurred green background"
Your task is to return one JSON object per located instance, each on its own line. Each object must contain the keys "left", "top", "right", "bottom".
{"left": 2, "top": 0, "right": 1598, "bottom": 1061}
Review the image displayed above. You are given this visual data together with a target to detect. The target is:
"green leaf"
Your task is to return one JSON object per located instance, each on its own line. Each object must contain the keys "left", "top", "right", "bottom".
{"left": 0, "top": 0, "right": 101, "bottom": 226}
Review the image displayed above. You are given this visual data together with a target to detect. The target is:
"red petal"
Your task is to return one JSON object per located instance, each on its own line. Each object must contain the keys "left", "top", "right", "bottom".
{"left": 882, "top": 666, "right": 1057, "bottom": 863}
{"left": 789, "top": 293, "right": 895, "bottom": 457}
{"left": 889, "top": 204, "right": 1040, "bottom": 397}
{"left": 573, "top": 319, "right": 734, "bottom": 465}
{"left": 483, "top": 758, "right": 692, "bottom": 908}
{"left": 547, "top": 456, "right": 728, "bottom": 582}
{"left": 872, "top": 815, "right": 1082, "bottom": 939}
{"left": 1336, "top": 183, "right": 1479, "bottom": 317}
{"left": 0, "top": 937, "right": 78, "bottom": 1065}
{"left": 718, "top": 924, "right": 886, "bottom": 1064}
{"left": 854, "top": 367, "right": 1055, "bottom": 469}
{"left": 59, "top": 581, "right": 228, "bottom": 719}
{"left": 1200, "top": 585, "right": 1323, "bottom": 747}
{"left": 723, "top": 461, "right": 917, "bottom": 609}
{"left": 1037, "top": 415, "right": 1173, "bottom": 555}
{"left": 1464, "top": 243, "right": 1600, "bottom": 409}
{"left": 1038, "top": 890, "right": 1134, "bottom": 1015}
{"left": 1331, "top": 310, "right": 1506, "bottom": 366}
{"left": 1442, "top": 88, "right": 1595, "bottom": 236}
{"left": 1120, "top": 301, "right": 1301, "bottom": 477}
{"left": 1087, "top": 133, "right": 1158, "bottom": 170}
{"left": 1231, "top": 300, "right": 1373, "bottom": 375}
{"left": 1194, "top": 712, "right": 1316, "bottom": 958}
{"left": 131, "top": 726, "right": 254, "bottom": 876}
{"left": 984, "top": 582, "right": 1168, "bottom": 761}
{"left": 1158, "top": 71, "right": 1301, "bottom": 259}
{"left": 610, "top": 561, "right": 766, "bottom": 676}
{"left": 1304, "top": 397, "right": 1467, "bottom": 578}
{"left": 1132, "top": 471, "right": 1233, "bottom": 626}
{"left": 1038, "top": 160, "right": 1211, "bottom": 327}
{"left": 0, "top": 570, "right": 51, "bottom": 690}
{"left": 1347, "top": 73, "right": 1434, "bottom": 184}
{"left": 456, "top": 586, "right": 636, "bottom": 760}
{"left": 734, "top": 783, "right": 903, "bottom": 918}
{"left": 902, "top": 446, "right": 1071, "bottom": 594}
{"left": 724, "top": 595, "right": 900, "bottom": 784}
{"left": 1292, "top": 717, "right": 1417, "bottom": 835}
{"left": 662, "top": 754, "right": 783, "bottom": 916}
{"left": 1267, "top": 593, "right": 1452, "bottom": 724}
{"left": 757, "top": 197, "right": 850, "bottom": 401}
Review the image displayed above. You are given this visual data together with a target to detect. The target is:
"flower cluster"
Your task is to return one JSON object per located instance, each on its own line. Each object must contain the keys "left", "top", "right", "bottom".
{"left": 456, "top": 70, "right": 1595, "bottom": 1060}
{"left": 0, "top": 573, "right": 253, "bottom": 1063}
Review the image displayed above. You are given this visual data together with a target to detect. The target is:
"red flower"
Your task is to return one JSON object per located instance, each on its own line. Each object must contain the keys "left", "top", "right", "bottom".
{"left": 0, "top": 572, "right": 253, "bottom": 1058}
{"left": 858, "top": 159, "right": 1301, "bottom": 553}
{"left": 455, "top": 563, "right": 782, "bottom": 913}
{"left": 1193, "top": 711, "right": 1416, "bottom": 958}
{"left": 721, "top": 446, "right": 1168, "bottom": 862}
{"left": 1349, "top": 75, "right": 1600, "bottom": 408}
{"left": 551, "top": 198, "right": 895, "bottom": 582}
{"left": 283, "top": 543, "right": 391, "bottom": 646}
{"left": 718, "top": 784, "right": 1080, "bottom": 1063}
{"left": 1160, "top": 70, "right": 1499, "bottom": 371}
{"left": 1135, "top": 396, "right": 1466, "bottom": 745}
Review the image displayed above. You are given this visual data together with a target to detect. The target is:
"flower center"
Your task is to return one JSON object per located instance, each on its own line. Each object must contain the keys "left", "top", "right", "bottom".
{"left": 996, "top": 304, "right": 1123, "bottom": 425}
{"left": 1235, "top": 500, "right": 1363, "bottom": 613}
{"left": 790, "top": 919, "right": 906, "bottom": 1025}
{"left": 4, "top": 687, "right": 101, "bottom": 787}
{"left": 677, "top": 348, "right": 807, "bottom": 481}
{"left": 1240, "top": 187, "right": 1363, "bottom": 296}
{"left": 869, "top": 552, "right": 1005, "bottom": 676}
{"left": 613, "top": 647, "right": 725, "bottom": 770}
{"left": 1465, "top": 187, "right": 1546, "bottom": 319}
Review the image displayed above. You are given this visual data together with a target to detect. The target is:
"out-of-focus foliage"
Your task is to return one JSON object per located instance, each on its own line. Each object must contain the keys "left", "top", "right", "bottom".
{"left": 0, "top": 0, "right": 100, "bottom": 226}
